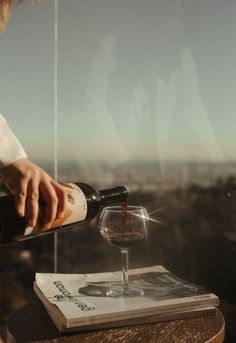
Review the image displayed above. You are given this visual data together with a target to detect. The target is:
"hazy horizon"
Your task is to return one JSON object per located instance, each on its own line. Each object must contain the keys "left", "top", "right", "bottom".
{"left": 1, "top": 0, "right": 236, "bottom": 166}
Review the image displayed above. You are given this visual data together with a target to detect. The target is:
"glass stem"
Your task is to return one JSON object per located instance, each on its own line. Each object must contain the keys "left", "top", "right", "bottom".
{"left": 121, "top": 249, "right": 129, "bottom": 292}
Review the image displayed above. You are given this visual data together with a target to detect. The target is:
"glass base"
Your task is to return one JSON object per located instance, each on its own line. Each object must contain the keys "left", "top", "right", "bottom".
{"left": 106, "top": 286, "right": 144, "bottom": 297}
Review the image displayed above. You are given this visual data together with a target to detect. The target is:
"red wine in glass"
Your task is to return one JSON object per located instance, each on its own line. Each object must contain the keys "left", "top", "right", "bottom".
{"left": 106, "top": 231, "right": 145, "bottom": 249}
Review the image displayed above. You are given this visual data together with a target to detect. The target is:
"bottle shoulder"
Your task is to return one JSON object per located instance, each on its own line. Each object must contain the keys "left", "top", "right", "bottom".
{"left": 74, "top": 182, "right": 100, "bottom": 201}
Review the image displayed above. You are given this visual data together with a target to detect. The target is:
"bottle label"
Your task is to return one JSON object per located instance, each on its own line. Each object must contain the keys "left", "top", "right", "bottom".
{"left": 25, "top": 183, "right": 87, "bottom": 235}
{"left": 50, "top": 183, "right": 87, "bottom": 229}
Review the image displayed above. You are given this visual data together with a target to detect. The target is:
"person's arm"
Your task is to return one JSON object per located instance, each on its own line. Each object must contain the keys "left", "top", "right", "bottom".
{"left": 0, "top": 114, "right": 67, "bottom": 229}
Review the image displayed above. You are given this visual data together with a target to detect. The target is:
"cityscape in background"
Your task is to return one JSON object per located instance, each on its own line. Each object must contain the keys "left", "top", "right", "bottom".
{"left": 2, "top": 159, "right": 236, "bottom": 192}
{"left": 34, "top": 159, "right": 236, "bottom": 190}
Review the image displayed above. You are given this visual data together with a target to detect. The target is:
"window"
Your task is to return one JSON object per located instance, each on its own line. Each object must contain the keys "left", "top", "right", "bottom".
{"left": 0, "top": 1, "right": 236, "bottom": 341}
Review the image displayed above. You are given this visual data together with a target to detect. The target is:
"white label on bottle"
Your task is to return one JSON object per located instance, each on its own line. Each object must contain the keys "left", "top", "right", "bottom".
{"left": 49, "top": 183, "right": 87, "bottom": 229}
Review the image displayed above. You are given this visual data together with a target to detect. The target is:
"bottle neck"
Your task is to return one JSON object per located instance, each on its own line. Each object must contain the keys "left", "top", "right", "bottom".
{"left": 99, "top": 185, "right": 128, "bottom": 205}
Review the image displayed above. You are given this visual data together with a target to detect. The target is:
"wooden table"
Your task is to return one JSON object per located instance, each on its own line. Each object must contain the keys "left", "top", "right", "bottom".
{"left": 7, "top": 299, "right": 225, "bottom": 343}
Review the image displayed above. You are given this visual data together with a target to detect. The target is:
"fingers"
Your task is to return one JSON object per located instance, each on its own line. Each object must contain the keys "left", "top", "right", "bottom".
{"left": 0, "top": 158, "right": 68, "bottom": 230}
{"left": 51, "top": 181, "right": 67, "bottom": 219}
{"left": 20, "top": 178, "right": 67, "bottom": 230}
{"left": 41, "top": 183, "right": 68, "bottom": 230}
{"left": 26, "top": 178, "right": 39, "bottom": 228}
{"left": 15, "top": 172, "right": 40, "bottom": 227}
{"left": 14, "top": 174, "right": 29, "bottom": 218}
{"left": 40, "top": 182, "right": 59, "bottom": 229}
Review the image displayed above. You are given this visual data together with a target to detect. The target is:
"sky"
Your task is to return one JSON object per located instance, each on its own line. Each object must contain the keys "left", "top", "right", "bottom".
{"left": 1, "top": 0, "right": 236, "bottom": 167}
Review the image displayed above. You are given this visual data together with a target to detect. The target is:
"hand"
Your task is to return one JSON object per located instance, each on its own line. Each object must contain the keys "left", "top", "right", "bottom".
{"left": 0, "top": 158, "right": 67, "bottom": 229}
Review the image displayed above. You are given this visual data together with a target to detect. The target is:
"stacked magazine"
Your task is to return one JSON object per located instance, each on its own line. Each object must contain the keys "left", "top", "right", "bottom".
{"left": 34, "top": 265, "right": 219, "bottom": 332}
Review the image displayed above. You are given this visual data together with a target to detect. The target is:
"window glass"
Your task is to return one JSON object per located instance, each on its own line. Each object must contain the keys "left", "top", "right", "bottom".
{"left": 0, "top": 0, "right": 236, "bottom": 341}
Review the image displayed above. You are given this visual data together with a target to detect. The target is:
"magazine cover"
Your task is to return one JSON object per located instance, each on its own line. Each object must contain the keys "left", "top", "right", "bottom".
{"left": 34, "top": 265, "right": 219, "bottom": 330}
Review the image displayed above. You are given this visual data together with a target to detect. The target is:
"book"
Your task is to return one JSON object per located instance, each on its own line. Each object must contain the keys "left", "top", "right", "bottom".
{"left": 34, "top": 265, "right": 219, "bottom": 332}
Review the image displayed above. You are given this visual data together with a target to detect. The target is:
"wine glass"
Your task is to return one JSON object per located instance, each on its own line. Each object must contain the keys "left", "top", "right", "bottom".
{"left": 99, "top": 205, "right": 148, "bottom": 297}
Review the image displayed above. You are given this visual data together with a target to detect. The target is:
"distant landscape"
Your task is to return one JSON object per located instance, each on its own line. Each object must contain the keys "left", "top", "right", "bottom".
{"left": 33, "top": 159, "right": 236, "bottom": 189}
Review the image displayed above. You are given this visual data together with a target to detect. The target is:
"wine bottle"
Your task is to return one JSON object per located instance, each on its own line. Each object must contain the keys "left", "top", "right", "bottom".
{"left": 0, "top": 182, "right": 128, "bottom": 244}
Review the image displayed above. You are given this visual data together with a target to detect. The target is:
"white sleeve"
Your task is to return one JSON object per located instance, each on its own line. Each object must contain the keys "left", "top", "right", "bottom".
{"left": 0, "top": 113, "right": 27, "bottom": 170}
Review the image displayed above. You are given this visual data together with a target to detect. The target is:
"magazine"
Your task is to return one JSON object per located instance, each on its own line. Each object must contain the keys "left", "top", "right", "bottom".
{"left": 34, "top": 265, "right": 219, "bottom": 332}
